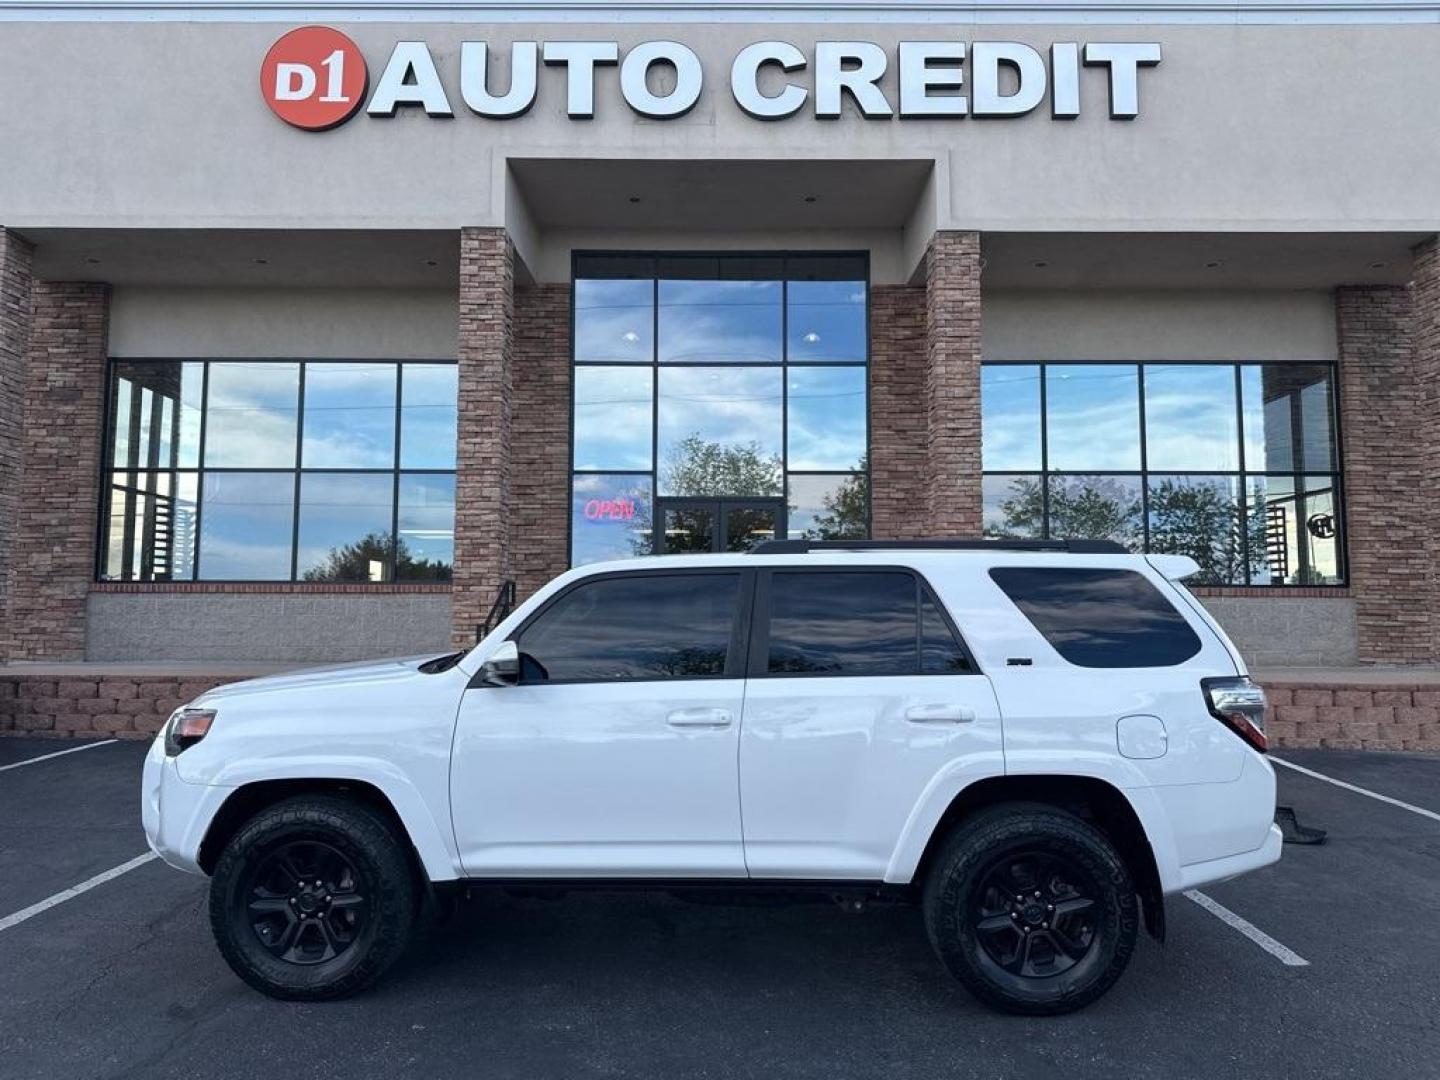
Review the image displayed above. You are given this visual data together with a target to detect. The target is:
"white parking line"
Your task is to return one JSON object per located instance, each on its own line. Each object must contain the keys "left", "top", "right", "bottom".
{"left": 0, "top": 853, "right": 159, "bottom": 934}
{"left": 1184, "top": 889, "right": 1310, "bottom": 967}
{"left": 0, "top": 739, "right": 118, "bottom": 773}
{"left": 1271, "top": 755, "right": 1440, "bottom": 824}
{"left": 0, "top": 852, "right": 160, "bottom": 933}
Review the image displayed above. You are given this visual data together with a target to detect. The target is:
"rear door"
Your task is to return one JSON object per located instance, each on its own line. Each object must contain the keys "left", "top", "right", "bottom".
{"left": 738, "top": 566, "right": 1004, "bottom": 880}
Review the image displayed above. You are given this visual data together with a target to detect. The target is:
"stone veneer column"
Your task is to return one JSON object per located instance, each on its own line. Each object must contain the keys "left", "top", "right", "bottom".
{"left": 510, "top": 283, "right": 571, "bottom": 600}
{"left": 1412, "top": 235, "right": 1440, "bottom": 662}
{"left": 869, "top": 284, "right": 927, "bottom": 539}
{"left": 451, "top": 227, "right": 515, "bottom": 646}
{"left": 923, "top": 231, "right": 984, "bottom": 536}
{"left": 4, "top": 282, "right": 111, "bottom": 661}
{"left": 1334, "top": 283, "right": 1432, "bottom": 664}
{"left": 0, "top": 228, "right": 35, "bottom": 652}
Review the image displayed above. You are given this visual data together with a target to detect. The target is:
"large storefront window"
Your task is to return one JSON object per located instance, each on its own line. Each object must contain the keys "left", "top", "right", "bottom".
{"left": 981, "top": 362, "right": 1344, "bottom": 586}
{"left": 570, "top": 254, "right": 869, "bottom": 564}
{"left": 101, "top": 360, "right": 457, "bottom": 582}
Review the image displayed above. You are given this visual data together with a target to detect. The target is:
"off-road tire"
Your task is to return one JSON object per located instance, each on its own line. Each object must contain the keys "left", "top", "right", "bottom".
{"left": 209, "top": 794, "right": 418, "bottom": 1001}
{"left": 923, "top": 802, "right": 1138, "bottom": 1015}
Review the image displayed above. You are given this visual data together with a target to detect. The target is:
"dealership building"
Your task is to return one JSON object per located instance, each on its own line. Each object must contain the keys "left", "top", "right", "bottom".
{"left": 1, "top": 0, "right": 1438, "bottom": 746}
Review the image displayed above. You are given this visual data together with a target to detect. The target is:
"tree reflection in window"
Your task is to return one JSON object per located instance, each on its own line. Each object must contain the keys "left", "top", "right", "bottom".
{"left": 981, "top": 361, "right": 1344, "bottom": 586}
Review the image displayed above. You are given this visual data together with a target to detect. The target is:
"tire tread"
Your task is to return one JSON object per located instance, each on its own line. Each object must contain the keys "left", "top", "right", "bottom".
{"left": 922, "top": 801, "right": 1138, "bottom": 1016}
{"left": 208, "top": 794, "right": 417, "bottom": 1001}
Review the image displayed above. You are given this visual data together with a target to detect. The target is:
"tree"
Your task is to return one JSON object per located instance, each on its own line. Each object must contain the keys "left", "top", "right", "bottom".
{"left": 660, "top": 434, "right": 782, "bottom": 498}
{"left": 993, "top": 475, "right": 1141, "bottom": 546}
{"left": 802, "top": 454, "right": 868, "bottom": 540}
{"left": 992, "top": 475, "right": 1268, "bottom": 585}
{"left": 303, "top": 530, "right": 452, "bottom": 583}
{"left": 1147, "top": 479, "right": 1263, "bottom": 586}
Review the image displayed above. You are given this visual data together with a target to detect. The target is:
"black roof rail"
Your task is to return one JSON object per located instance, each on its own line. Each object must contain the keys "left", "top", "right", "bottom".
{"left": 746, "top": 538, "right": 1129, "bottom": 555}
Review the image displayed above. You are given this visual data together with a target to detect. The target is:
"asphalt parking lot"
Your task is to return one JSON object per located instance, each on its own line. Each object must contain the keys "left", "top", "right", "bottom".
{"left": 1, "top": 738, "right": 1437, "bottom": 1080}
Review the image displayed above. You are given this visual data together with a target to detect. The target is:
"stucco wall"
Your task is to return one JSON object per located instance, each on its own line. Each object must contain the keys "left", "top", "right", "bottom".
{"left": 1196, "top": 595, "right": 1359, "bottom": 668}
{"left": 85, "top": 593, "right": 454, "bottom": 662}
{"left": 983, "top": 289, "right": 1337, "bottom": 363}
{"left": 1, "top": 22, "right": 1438, "bottom": 236}
{"left": 109, "top": 287, "right": 458, "bottom": 358}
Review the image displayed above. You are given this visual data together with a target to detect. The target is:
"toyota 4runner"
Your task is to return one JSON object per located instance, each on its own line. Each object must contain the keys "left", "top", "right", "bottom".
{"left": 142, "top": 539, "right": 1281, "bottom": 1014}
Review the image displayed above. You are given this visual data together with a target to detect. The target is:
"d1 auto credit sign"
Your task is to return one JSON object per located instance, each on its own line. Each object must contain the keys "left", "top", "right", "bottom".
{"left": 261, "top": 28, "right": 1162, "bottom": 129}
{"left": 261, "top": 26, "right": 368, "bottom": 131}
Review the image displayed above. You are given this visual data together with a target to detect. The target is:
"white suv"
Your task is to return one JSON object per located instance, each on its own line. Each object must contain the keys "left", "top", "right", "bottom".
{"left": 142, "top": 539, "right": 1281, "bottom": 1014}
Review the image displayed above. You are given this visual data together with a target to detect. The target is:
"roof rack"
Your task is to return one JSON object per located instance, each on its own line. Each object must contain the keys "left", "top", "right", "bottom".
{"left": 747, "top": 538, "right": 1129, "bottom": 555}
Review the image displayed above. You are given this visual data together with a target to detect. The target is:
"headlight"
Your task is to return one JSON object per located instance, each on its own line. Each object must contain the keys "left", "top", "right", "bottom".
{"left": 164, "top": 707, "right": 217, "bottom": 756}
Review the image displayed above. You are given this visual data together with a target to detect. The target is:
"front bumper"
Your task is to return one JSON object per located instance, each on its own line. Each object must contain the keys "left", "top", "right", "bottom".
{"left": 141, "top": 736, "right": 234, "bottom": 876}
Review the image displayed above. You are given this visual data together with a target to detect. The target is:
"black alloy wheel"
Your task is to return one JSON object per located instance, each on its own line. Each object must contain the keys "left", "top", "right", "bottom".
{"left": 970, "top": 850, "right": 1099, "bottom": 980}
{"left": 243, "top": 839, "right": 369, "bottom": 965}
{"left": 209, "top": 795, "right": 417, "bottom": 1000}
{"left": 923, "top": 803, "right": 1138, "bottom": 1015}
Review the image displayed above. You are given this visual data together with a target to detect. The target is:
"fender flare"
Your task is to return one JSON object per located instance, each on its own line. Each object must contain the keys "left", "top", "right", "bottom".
{"left": 883, "top": 762, "right": 1183, "bottom": 894}
{"left": 203, "top": 756, "right": 461, "bottom": 881}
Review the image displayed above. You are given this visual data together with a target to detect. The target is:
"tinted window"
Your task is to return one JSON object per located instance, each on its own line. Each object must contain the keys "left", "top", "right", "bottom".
{"left": 517, "top": 573, "right": 739, "bottom": 682}
{"left": 766, "top": 571, "right": 919, "bottom": 676}
{"left": 921, "top": 590, "right": 973, "bottom": 674}
{"left": 989, "top": 567, "right": 1202, "bottom": 668}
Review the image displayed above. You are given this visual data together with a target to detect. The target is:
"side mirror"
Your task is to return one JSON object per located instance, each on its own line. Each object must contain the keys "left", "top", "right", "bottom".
{"left": 480, "top": 640, "right": 520, "bottom": 686}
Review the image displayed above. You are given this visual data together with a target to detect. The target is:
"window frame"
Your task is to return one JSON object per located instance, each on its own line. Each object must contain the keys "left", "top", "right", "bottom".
{"left": 502, "top": 566, "right": 756, "bottom": 686}
{"left": 97, "top": 357, "right": 459, "bottom": 584}
{"left": 980, "top": 359, "right": 1348, "bottom": 588}
{"left": 568, "top": 250, "right": 873, "bottom": 568}
{"left": 745, "top": 565, "right": 982, "bottom": 680}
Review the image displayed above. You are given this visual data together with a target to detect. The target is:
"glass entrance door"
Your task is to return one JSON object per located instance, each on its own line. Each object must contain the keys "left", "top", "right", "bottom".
{"left": 658, "top": 499, "right": 784, "bottom": 554}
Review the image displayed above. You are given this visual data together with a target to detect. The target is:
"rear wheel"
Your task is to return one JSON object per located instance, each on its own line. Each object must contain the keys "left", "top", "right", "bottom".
{"left": 923, "top": 803, "right": 1138, "bottom": 1015}
{"left": 209, "top": 795, "right": 417, "bottom": 1000}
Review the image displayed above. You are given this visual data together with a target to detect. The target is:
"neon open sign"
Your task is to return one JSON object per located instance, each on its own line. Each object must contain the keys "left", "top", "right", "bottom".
{"left": 584, "top": 497, "right": 637, "bottom": 522}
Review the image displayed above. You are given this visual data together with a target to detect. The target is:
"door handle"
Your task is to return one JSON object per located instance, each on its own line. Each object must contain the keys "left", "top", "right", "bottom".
{"left": 905, "top": 704, "right": 976, "bottom": 724}
{"left": 666, "top": 707, "right": 733, "bottom": 729}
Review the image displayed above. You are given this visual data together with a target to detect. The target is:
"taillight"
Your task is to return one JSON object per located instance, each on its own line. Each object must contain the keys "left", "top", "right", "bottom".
{"left": 1201, "top": 676, "right": 1268, "bottom": 752}
{"left": 164, "top": 707, "right": 216, "bottom": 756}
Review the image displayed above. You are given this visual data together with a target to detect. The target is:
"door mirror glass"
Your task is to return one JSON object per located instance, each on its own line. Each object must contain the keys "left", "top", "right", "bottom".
{"left": 480, "top": 640, "right": 520, "bottom": 685}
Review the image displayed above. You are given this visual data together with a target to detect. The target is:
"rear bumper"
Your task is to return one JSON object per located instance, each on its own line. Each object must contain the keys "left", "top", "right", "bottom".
{"left": 1135, "top": 749, "right": 1280, "bottom": 894}
{"left": 141, "top": 736, "right": 233, "bottom": 876}
{"left": 1176, "top": 823, "right": 1283, "bottom": 892}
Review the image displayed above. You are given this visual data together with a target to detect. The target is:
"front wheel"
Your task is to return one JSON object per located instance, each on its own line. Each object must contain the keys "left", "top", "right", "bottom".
{"left": 209, "top": 795, "right": 418, "bottom": 1001}
{"left": 923, "top": 803, "right": 1138, "bottom": 1015}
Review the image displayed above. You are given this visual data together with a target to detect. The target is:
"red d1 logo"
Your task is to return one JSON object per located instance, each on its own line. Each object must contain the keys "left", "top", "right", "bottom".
{"left": 261, "top": 26, "right": 367, "bottom": 131}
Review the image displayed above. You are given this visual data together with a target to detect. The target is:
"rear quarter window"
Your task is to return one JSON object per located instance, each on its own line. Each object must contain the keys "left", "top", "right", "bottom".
{"left": 988, "top": 567, "right": 1202, "bottom": 669}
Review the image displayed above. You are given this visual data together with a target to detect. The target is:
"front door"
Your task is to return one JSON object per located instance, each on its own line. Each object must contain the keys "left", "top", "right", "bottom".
{"left": 450, "top": 568, "right": 753, "bottom": 877}
{"left": 657, "top": 498, "right": 785, "bottom": 554}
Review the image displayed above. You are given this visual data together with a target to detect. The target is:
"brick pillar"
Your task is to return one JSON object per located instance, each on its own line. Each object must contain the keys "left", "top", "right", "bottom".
{"left": 923, "top": 231, "right": 984, "bottom": 536}
{"left": 1335, "top": 284, "right": 1432, "bottom": 664}
{"left": 0, "top": 228, "right": 35, "bottom": 649}
{"left": 1412, "top": 235, "right": 1440, "bottom": 662}
{"left": 869, "top": 284, "right": 927, "bottom": 539}
{"left": 510, "top": 283, "right": 571, "bottom": 599}
{"left": 451, "top": 227, "right": 515, "bottom": 646}
{"left": 4, "top": 282, "right": 111, "bottom": 661}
